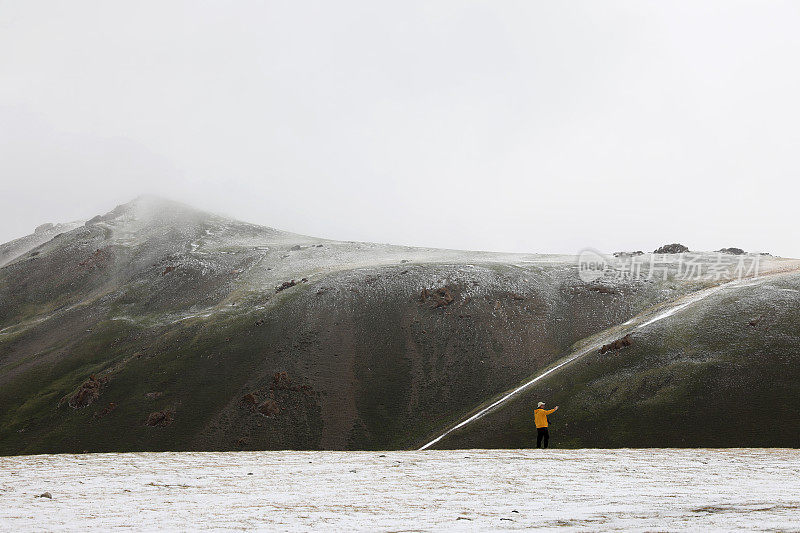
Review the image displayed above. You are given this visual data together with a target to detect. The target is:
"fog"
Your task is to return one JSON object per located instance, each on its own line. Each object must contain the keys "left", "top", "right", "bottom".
{"left": 2, "top": 1, "right": 799, "bottom": 256}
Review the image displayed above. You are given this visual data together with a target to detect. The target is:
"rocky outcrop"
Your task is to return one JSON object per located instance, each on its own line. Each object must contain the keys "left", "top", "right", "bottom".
{"left": 258, "top": 399, "right": 280, "bottom": 417}
{"left": 94, "top": 402, "right": 118, "bottom": 420}
{"left": 653, "top": 243, "right": 689, "bottom": 254}
{"left": 67, "top": 375, "right": 108, "bottom": 408}
{"left": 78, "top": 248, "right": 112, "bottom": 270}
{"left": 599, "top": 334, "right": 633, "bottom": 354}
{"left": 276, "top": 278, "right": 308, "bottom": 292}
{"left": 717, "top": 247, "right": 745, "bottom": 255}
{"left": 146, "top": 408, "right": 174, "bottom": 427}
{"left": 419, "top": 287, "right": 455, "bottom": 308}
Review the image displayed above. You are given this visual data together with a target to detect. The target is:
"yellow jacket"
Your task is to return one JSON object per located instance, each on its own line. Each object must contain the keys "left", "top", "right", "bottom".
{"left": 534, "top": 408, "right": 556, "bottom": 428}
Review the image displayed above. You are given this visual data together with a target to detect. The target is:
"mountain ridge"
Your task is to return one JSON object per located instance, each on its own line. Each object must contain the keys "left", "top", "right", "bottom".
{"left": 1, "top": 197, "right": 798, "bottom": 454}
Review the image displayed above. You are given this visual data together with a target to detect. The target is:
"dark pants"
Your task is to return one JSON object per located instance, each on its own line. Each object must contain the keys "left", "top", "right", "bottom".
{"left": 536, "top": 427, "right": 549, "bottom": 449}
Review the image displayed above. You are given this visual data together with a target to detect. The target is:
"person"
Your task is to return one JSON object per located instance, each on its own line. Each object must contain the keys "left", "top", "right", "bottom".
{"left": 534, "top": 401, "right": 558, "bottom": 449}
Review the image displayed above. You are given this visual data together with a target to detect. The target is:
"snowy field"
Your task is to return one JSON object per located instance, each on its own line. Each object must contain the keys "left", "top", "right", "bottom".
{"left": 1, "top": 449, "right": 799, "bottom": 531}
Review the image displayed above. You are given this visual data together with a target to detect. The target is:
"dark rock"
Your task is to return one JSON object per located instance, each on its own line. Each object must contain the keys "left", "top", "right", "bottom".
{"left": 93, "top": 402, "right": 117, "bottom": 420}
{"left": 599, "top": 334, "right": 633, "bottom": 354}
{"left": 68, "top": 375, "right": 107, "bottom": 408}
{"left": 420, "top": 287, "right": 455, "bottom": 308}
{"left": 241, "top": 393, "right": 258, "bottom": 406}
{"left": 272, "top": 371, "right": 292, "bottom": 390}
{"left": 653, "top": 243, "right": 689, "bottom": 254}
{"left": 276, "top": 280, "right": 298, "bottom": 292}
{"left": 717, "top": 247, "right": 745, "bottom": 255}
{"left": 258, "top": 399, "right": 280, "bottom": 417}
{"left": 37, "top": 492, "right": 52, "bottom": 499}
{"left": 613, "top": 251, "right": 644, "bottom": 257}
{"left": 145, "top": 408, "right": 174, "bottom": 427}
{"left": 78, "top": 248, "right": 112, "bottom": 270}
{"left": 589, "top": 285, "right": 619, "bottom": 295}
{"left": 275, "top": 278, "right": 308, "bottom": 292}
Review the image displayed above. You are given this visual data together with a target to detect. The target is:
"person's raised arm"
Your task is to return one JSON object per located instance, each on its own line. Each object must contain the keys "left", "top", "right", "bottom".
{"left": 546, "top": 406, "right": 558, "bottom": 415}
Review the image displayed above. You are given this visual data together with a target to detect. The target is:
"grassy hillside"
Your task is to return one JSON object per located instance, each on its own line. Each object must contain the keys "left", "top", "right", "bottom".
{"left": 434, "top": 272, "right": 800, "bottom": 449}
{"left": 1, "top": 196, "right": 797, "bottom": 454}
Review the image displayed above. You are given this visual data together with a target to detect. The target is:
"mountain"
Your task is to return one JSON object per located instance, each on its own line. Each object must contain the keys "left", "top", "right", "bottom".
{"left": 0, "top": 221, "right": 84, "bottom": 269}
{"left": 0, "top": 196, "right": 798, "bottom": 454}
{"left": 431, "top": 271, "right": 800, "bottom": 448}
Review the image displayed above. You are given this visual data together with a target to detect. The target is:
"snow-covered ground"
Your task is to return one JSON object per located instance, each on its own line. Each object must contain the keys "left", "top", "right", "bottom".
{"left": 1, "top": 450, "right": 799, "bottom": 531}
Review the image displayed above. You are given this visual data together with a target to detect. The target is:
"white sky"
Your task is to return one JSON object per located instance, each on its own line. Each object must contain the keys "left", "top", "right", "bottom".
{"left": 1, "top": 1, "right": 799, "bottom": 256}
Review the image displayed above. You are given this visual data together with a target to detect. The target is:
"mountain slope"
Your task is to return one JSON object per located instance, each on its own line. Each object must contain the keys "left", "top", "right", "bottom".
{"left": 428, "top": 271, "right": 800, "bottom": 448}
{"left": 0, "top": 196, "right": 797, "bottom": 454}
{"left": 0, "top": 221, "right": 83, "bottom": 269}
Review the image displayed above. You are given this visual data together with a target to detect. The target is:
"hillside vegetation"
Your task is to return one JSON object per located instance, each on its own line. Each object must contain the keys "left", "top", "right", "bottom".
{"left": 0, "top": 197, "right": 797, "bottom": 454}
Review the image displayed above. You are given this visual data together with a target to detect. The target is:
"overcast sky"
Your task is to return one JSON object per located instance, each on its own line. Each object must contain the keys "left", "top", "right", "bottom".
{"left": 2, "top": 1, "right": 799, "bottom": 256}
